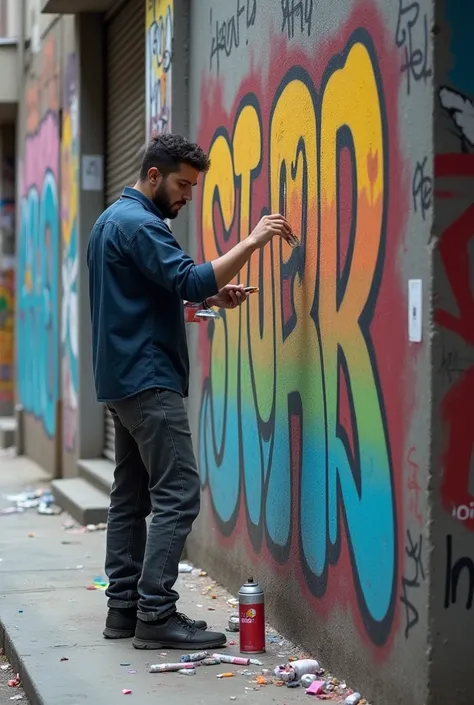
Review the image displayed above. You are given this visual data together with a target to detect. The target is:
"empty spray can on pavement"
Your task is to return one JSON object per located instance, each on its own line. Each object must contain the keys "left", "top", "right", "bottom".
{"left": 238, "top": 576, "right": 265, "bottom": 654}
{"left": 274, "top": 659, "right": 320, "bottom": 683}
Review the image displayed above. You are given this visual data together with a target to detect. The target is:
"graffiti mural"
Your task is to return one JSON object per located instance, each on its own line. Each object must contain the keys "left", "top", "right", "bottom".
{"left": 61, "top": 53, "right": 79, "bottom": 452}
{"left": 197, "top": 4, "right": 409, "bottom": 648}
{"left": 146, "top": 0, "right": 173, "bottom": 138}
{"left": 435, "top": 1, "right": 474, "bottom": 530}
{"left": 0, "top": 265, "right": 14, "bottom": 403}
{"left": 17, "top": 36, "right": 60, "bottom": 438}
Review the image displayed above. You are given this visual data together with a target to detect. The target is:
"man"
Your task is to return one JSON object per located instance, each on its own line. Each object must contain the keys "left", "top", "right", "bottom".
{"left": 87, "top": 133, "right": 292, "bottom": 650}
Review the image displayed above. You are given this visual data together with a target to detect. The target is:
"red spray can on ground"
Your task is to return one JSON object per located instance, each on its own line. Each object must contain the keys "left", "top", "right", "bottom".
{"left": 238, "top": 577, "right": 265, "bottom": 654}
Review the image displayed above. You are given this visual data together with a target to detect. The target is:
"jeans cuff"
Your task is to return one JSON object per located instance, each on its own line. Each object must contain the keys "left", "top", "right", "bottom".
{"left": 107, "top": 598, "right": 138, "bottom": 609}
{"left": 137, "top": 607, "right": 175, "bottom": 623}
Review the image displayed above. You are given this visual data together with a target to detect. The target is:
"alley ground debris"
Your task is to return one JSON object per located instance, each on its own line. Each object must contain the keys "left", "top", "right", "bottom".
{"left": 0, "top": 450, "right": 368, "bottom": 705}
{"left": 0, "top": 651, "right": 29, "bottom": 705}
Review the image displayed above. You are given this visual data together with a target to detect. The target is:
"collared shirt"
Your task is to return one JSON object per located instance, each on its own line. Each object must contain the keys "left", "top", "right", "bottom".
{"left": 87, "top": 186, "right": 218, "bottom": 401}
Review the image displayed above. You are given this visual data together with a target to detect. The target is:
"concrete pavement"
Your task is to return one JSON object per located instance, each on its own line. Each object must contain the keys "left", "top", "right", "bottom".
{"left": 0, "top": 451, "right": 357, "bottom": 705}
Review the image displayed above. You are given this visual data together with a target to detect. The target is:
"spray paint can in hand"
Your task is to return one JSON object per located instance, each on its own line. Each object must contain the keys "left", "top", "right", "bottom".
{"left": 238, "top": 577, "right": 265, "bottom": 654}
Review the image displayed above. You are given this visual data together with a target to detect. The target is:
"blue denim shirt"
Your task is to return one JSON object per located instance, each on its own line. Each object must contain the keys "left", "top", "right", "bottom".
{"left": 87, "top": 187, "right": 218, "bottom": 401}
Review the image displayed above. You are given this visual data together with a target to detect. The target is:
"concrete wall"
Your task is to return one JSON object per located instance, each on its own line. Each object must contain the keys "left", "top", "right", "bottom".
{"left": 186, "top": 1, "right": 434, "bottom": 704}
{"left": 16, "top": 9, "right": 79, "bottom": 475}
{"left": 430, "top": 1, "right": 474, "bottom": 703}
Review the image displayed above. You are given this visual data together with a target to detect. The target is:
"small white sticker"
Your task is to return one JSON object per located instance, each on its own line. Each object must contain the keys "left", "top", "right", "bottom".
{"left": 408, "top": 279, "right": 422, "bottom": 342}
{"left": 82, "top": 155, "right": 103, "bottom": 192}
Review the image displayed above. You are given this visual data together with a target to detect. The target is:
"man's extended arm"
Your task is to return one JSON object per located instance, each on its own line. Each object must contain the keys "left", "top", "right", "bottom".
{"left": 126, "top": 214, "right": 292, "bottom": 300}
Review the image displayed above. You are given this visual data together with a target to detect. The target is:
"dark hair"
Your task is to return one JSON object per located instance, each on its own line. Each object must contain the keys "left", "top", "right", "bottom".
{"left": 139, "top": 133, "right": 211, "bottom": 180}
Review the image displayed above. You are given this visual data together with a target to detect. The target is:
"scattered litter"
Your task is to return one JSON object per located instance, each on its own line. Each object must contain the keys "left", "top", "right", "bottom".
{"left": 86, "top": 576, "right": 108, "bottom": 591}
{"left": 180, "top": 651, "right": 208, "bottom": 663}
{"left": 8, "top": 674, "right": 21, "bottom": 687}
{"left": 228, "top": 640, "right": 236, "bottom": 646}
{"left": 274, "top": 658, "right": 320, "bottom": 683}
{"left": 287, "top": 681, "right": 301, "bottom": 688}
{"left": 230, "top": 698, "right": 237, "bottom": 701}
{"left": 217, "top": 672, "right": 234, "bottom": 679}
{"left": 213, "top": 654, "right": 249, "bottom": 666}
{"left": 0, "top": 507, "right": 24, "bottom": 515}
{"left": 37, "top": 497, "right": 62, "bottom": 515}
{"left": 249, "top": 658, "right": 263, "bottom": 666}
{"left": 122, "top": 689, "right": 132, "bottom": 695}
{"left": 28, "top": 532, "right": 35, "bottom": 538}
{"left": 227, "top": 598, "right": 238, "bottom": 608}
{"left": 10, "top": 696, "right": 24, "bottom": 701}
{"left": 4, "top": 489, "right": 62, "bottom": 515}
{"left": 301, "top": 674, "right": 319, "bottom": 687}
{"left": 306, "top": 680, "right": 327, "bottom": 696}
{"left": 150, "top": 663, "right": 194, "bottom": 673}
{"left": 60, "top": 657, "right": 69, "bottom": 662}
{"left": 178, "top": 562, "right": 193, "bottom": 573}
{"left": 191, "top": 568, "right": 207, "bottom": 577}
{"left": 345, "top": 693, "right": 361, "bottom": 705}
{"left": 228, "top": 613, "right": 239, "bottom": 632}
{"left": 62, "top": 521, "right": 106, "bottom": 534}
{"left": 128, "top": 669, "right": 137, "bottom": 674}
{"left": 120, "top": 663, "right": 131, "bottom": 667}
{"left": 255, "top": 676, "right": 269, "bottom": 686}
{"left": 178, "top": 668, "right": 196, "bottom": 676}
{"left": 6, "top": 489, "right": 43, "bottom": 505}
{"left": 87, "top": 522, "right": 107, "bottom": 531}
{"left": 201, "top": 658, "right": 220, "bottom": 666}
{"left": 18, "top": 610, "right": 23, "bottom": 614}
{"left": 1, "top": 664, "right": 10, "bottom": 671}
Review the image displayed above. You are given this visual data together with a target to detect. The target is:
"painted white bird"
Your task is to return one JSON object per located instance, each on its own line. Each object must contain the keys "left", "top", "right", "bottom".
{"left": 439, "top": 86, "right": 474, "bottom": 147}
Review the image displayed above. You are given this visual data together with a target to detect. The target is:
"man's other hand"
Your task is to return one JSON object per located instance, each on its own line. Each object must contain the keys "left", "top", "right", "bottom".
{"left": 206, "top": 284, "right": 248, "bottom": 309}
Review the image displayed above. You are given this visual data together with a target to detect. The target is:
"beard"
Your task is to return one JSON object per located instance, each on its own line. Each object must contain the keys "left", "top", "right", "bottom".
{"left": 152, "top": 181, "right": 185, "bottom": 220}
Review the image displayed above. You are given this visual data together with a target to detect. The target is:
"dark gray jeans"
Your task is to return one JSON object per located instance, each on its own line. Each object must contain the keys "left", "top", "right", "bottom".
{"left": 105, "top": 388, "right": 200, "bottom": 622}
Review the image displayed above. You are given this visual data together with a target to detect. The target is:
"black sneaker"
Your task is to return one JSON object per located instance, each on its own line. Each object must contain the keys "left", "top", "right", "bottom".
{"left": 103, "top": 608, "right": 208, "bottom": 639}
{"left": 132, "top": 612, "right": 227, "bottom": 650}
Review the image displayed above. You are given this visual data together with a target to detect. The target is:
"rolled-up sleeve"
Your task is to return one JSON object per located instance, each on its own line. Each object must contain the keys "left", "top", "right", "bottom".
{"left": 126, "top": 219, "right": 218, "bottom": 302}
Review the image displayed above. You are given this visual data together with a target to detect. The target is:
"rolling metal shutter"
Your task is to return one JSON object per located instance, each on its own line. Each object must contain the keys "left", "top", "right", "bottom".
{"left": 103, "top": 0, "right": 146, "bottom": 462}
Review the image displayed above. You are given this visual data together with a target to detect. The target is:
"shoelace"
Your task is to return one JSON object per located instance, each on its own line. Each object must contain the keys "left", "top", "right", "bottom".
{"left": 175, "top": 612, "right": 197, "bottom": 631}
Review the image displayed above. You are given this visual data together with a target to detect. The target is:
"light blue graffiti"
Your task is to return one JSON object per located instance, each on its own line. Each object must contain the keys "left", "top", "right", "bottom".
{"left": 17, "top": 170, "right": 59, "bottom": 437}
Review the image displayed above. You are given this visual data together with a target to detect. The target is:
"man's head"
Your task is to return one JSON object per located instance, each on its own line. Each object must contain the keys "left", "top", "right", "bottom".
{"left": 137, "top": 133, "right": 211, "bottom": 219}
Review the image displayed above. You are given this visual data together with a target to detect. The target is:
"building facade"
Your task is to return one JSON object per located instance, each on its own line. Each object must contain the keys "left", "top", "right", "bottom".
{"left": 2, "top": 0, "right": 472, "bottom": 702}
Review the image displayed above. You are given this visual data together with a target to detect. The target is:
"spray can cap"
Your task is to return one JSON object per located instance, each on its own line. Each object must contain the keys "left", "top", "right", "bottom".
{"left": 239, "top": 577, "right": 263, "bottom": 595}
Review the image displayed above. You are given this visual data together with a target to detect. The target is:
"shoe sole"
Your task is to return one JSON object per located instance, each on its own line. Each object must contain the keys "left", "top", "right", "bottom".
{"left": 103, "top": 627, "right": 135, "bottom": 639}
{"left": 132, "top": 635, "right": 227, "bottom": 650}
